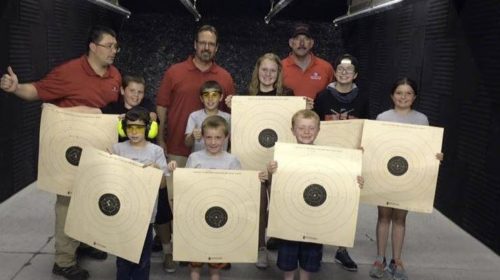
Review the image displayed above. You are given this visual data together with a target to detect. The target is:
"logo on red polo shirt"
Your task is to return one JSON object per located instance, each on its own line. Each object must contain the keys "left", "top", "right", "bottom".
{"left": 310, "top": 72, "right": 322, "bottom": 80}
{"left": 112, "top": 86, "right": 119, "bottom": 92}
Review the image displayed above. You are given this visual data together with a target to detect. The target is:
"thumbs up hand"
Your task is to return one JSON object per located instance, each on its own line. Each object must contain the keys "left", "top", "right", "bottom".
{"left": 1, "top": 66, "right": 19, "bottom": 93}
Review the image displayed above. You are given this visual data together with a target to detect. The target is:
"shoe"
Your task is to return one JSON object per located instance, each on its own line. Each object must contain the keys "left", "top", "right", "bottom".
{"left": 52, "top": 264, "right": 89, "bottom": 280}
{"left": 255, "top": 247, "right": 269, "bottom": 269}
{"left": 387, "top": 259, "right": 396, "bottom": 275}
{"left": 76, "top": 246, "right": 107, "bottom": 260}
{"left": 392, "top": 260, "right": 408, "bottom": 280}
{"left": 369, "top": 257, "right": 386, "bottom": 278}
{"left": 152, "top": 235, "right": 162, "bottom": 252}
{"left": 334, "top": 248, "right": 358, "bottom": 271}
{"left": 179, "top": 261, "right": 189, "bottom": 267}
{"left": 163, "top": 253, "right": 176, "bottom": 273}
{"left": 222, "top": 263, "right": 231, "bottom": 270}
{"left": 266, "top": 237, "right": 280, "bottom": 251}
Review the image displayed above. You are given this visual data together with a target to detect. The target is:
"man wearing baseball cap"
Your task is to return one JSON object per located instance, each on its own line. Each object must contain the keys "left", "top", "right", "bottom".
{"left": 282, "top": 23, "right": 334, "bottom": 106}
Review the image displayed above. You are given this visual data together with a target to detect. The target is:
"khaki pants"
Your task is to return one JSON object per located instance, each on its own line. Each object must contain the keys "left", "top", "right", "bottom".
{"left": 167, "top": 154, "right": 187, "bottom": 167}
{"left": 166, "top": 154, "right": 187, "bottom": 209}
{"left": 54, "top": 195, "right": 80, "bottom": 267}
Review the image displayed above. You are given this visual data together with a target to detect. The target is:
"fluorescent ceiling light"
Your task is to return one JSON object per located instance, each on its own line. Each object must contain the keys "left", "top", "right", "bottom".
{"left": 333, "top": 0, "right": 404, "bottom": 25}
{"left": 179, "top": 0, "right": 201, "bottom": 21}
{"left": 87, "top": 0, "right": 131, "bottom": 18}
{"left": 264, "top": 0, "right": 295, "bottom": 24}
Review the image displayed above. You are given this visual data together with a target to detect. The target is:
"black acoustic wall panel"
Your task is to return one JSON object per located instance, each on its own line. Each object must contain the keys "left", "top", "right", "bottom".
{"left": 342, "top": 0, "right": 500, "bottom": 254}
{"left": 0, "top": 0, "right": 126, "bottom": 202}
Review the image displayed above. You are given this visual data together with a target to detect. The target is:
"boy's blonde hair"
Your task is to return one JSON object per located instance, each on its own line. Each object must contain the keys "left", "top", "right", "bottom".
{"left": 201, "top": 115, "right": 229, "bottom": 136}
{"left": 291, "top": 109, "right": 320, "bottom": 128}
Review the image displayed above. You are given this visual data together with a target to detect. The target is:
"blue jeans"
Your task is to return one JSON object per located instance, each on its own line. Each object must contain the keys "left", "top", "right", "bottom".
{"left": 116, "top": 225, "right": 153, "bottom": 280}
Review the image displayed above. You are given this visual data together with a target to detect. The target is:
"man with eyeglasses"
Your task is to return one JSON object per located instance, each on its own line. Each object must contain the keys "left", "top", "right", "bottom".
{"left": 156, "top": 25, "right": 234, "bottom": 167}
{"left": 314, "top": 53, "right": 369, "bottom": 121}
{"left": 155, "top": 24, "right": 234, "bottom": 273}
{"left": 0, "top": 25, "right": 121, "bottom": 280}
{"left": 282, "top": 23, "right": 334, "bottom": 104}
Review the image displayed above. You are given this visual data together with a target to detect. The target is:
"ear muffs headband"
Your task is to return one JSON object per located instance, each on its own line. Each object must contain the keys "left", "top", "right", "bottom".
{"left": 118, "top": 119, "right": 158, "bottom": 139}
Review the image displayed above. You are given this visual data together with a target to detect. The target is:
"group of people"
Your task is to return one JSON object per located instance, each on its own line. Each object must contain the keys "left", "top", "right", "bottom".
{"left": 0, "top": 22, "right": 437, "bottom": 280}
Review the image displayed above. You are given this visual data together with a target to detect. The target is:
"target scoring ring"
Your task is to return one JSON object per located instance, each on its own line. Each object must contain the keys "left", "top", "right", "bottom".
{"left": 258, "top": 128, "right": 278, "bottom": 148}
{"left": 98, "top": 193, "right": 121, "bottom": 216}
{"left": 205, "top": 206, "right": 229, "bottom": 228}
{"left": 387, "top": 156, "right": 409, "bottom": 176}
{"left": 303, "top": 184, "right": 327, "bottom": 207}
{"left": 65, "top": 146, "right": 83, "bottom": 166}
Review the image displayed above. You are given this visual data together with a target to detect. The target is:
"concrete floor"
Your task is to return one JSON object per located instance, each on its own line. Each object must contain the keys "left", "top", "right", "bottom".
{"left": 0, "top": 183, "right": 498, "bottom": 280}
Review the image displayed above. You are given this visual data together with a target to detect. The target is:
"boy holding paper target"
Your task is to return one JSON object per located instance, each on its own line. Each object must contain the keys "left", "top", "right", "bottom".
{"left": 267, "top": 109, "right": 364, "bottom": 280}
{"left": 113, "top": 106, "right": 171, "bottom": 279}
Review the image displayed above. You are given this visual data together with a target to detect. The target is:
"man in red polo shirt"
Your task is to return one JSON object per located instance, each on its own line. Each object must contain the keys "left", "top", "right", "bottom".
{"left": 282, "top": 23, "right": 334, "bottom": 106}
{"left": 1, "top": 26, "right": 121, "bottom": 280}
{"left": 156, "top": 25, "right": 235, "bottom": 167}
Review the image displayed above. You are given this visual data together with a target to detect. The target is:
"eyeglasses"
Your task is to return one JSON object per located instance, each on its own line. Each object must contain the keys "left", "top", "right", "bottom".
{"left": 94, "top": 42, "right": 121, "bottom": 53}
{"left": 125, "top": 124, "right": 146, "bottom": 131}
{"left": 201, "top": 91, "right": 221, "bottom": 99}
{"left": 336, "top": 66, "right": 355, "bottom": 74}
{"left": 196, "top": 41, "right": 217, "bottom": 48}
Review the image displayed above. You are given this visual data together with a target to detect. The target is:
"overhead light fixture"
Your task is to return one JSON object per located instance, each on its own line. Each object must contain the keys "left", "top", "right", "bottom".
{"left": 87, "top": 0, "right": 131, "bottom": 18}
{"left": 333, "top": 0, "right": 404, "bottom": 26}
{"left": 264, "top": 0, "right": 295, "bottom": 24}
{"left": 179, "top": 0, "right": 201, "bottom": 21}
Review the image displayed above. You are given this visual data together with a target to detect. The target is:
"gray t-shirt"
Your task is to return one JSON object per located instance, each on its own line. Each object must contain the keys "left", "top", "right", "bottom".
{"left": 376, "top": 109, "right": 429, "bottom": 125}
{"left": 186, "top": 150, "right": 241, "bottom": 170}
{"left": 185, "top": 109, "right": 231, "bottom": 153}
{"left": 112, "top": 141, "right": 168, "bottom": 223}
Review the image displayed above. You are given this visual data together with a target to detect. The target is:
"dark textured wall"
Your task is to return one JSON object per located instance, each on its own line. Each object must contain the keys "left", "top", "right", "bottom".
{"left": 114, "top": 13, "right": 344, "bottom": 99}
{"left": 340, "top": 0, "right": 500, "bottom": 254}
{"left": 0, "top": 0, "right": 126, "bottom": 202}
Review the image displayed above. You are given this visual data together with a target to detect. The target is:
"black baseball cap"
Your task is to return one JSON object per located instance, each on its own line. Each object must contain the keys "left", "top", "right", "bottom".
{"left": 291, "top": 23, "right": 312, "bottom": 38}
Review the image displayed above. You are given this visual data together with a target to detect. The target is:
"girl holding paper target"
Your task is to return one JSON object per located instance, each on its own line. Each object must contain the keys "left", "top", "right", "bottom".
{"left": 369, "top": 78, "right": 443, "bottom": 280}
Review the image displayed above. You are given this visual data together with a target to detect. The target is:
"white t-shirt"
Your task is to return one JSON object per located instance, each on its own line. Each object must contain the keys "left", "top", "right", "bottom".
{"left": 185, "top": 109, "right": 231, "bottom": 153}
{"left": 186, "top": 150, "right": 241, "bottom": 170}
{"left": 376, "top": 109, "right": 429, "bottom": 125}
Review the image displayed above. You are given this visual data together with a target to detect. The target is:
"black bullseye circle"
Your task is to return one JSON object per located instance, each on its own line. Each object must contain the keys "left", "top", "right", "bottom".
{"left": 303, "top": 184, "right": 327, "bottom": 207}
{"left": 65, "top": 146, "right": 82, "bottom": 166}
{"left": 98, "top": 193, "right": 121, "bottom": 216}
{"left": 205, "top": 206, "right": 228, "bottom": 228}
{"left": 387, "top": 156, "right": 409, "bottom": 176}
{"left": 258, "top": 128, "right": 278, "bottom": 148}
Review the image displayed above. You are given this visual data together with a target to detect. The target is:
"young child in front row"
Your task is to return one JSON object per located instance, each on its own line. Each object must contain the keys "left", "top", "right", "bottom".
{"left": 185, "top": 80, "right": 231, "bottom": 153}
{"left": 102, "top": 75, "right": 175, "bottom": 272}
{"left": 170, "top": 115, "right": 267, "bottom": 280}
{"left": 267, "top": 109, "right": 364, "bottom": 280}
{"left": 368, "top": 78, "right": 443, "bottom": 280}
{"left": 112, "top": 106, "right": 172, "bottom": 279}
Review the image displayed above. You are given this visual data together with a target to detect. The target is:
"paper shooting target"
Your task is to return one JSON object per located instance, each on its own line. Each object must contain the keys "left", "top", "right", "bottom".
{"left": 37, "top": 104, "right": 118, "bottom": 196}
{"left": 65, "top": 147, "right": 163, "bottom": 263}
{"left": 231, "top": 96, "right": 306, "bottom": 171}
{"left": 360, "top": 120, "right": 444, "bottom": 213}
{"left": 173, "top": 168, "right": 261, "bottom": 263}
{"left": 315, "top": 119, "right": 364, "bottom": 149}
{"left": 267, "top": 142, "right": 362, "bottom": 247}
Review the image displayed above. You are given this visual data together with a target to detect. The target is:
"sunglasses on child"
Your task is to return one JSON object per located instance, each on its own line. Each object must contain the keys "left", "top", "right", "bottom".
{"left": 125, "top": 124, "right": 146, "bottom": 131}
{"left": 201, "top": 91, "right": 221, "bottom": 99}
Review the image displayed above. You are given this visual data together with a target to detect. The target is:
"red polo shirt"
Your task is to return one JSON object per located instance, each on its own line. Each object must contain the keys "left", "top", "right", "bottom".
{"left": 282, "top": 53, "right": 334, "bottom": 99}
{"left": 34, "top": 55, "right": 121, "bottom": 108}
{"left": 156, "top": 56, "right": 235, "bottom": 157}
